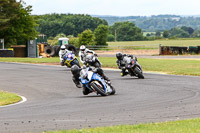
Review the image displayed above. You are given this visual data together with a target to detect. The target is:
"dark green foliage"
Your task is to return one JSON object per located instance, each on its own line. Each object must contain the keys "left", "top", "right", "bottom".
{"left": 109, "top": 21, "right": 144, "bottom": 41}
{"left": 181, "top": 26, "right": 194, "bottom": 35}
{"left": 36, "top": 14, "right": 108, "bottom": 38}
{"left": 168, "top": 27, "right": 190, "bottom": 38}
{"left": 78, "top": 29, "right": 95, "bottom": 46}
{"left": 0, "top": 0, "right": 38, "bottom": 47}
{"left": 107, "top": 34, "right": 115, "bottom": 42}
{"left": 94, "top": 25, "right": 109, "bottom": 46}
{"left": 163, "top": 30, "right": 169, "bottom": 38}
{"left": 156, "top": 31, "right": 161, "bottom": 37}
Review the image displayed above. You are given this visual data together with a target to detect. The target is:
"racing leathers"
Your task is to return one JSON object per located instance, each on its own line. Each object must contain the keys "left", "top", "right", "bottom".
{"left": 59, "top": 49, "right": 72, "bottom": 66}
{"left": 72, "top": 48, "right": 110, "bottom": 94}
{"left": 116, "top": 54, "right": 135, "bottom": 76}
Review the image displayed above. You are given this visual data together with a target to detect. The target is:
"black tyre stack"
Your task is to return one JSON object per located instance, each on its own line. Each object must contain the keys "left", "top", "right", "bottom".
{"left": 0, "top": 50, "right": 14, "bottom": 57}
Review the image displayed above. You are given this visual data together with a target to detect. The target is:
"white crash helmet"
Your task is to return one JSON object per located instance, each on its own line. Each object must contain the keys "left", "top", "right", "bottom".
{"left": 80, "top": 45, "right": 86, "bottom": 52}
{"left": 60, "top": 45, "right": 66, "bottom": 50}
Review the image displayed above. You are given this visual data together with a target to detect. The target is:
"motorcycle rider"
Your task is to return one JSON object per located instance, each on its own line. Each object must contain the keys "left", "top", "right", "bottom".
{"left": 59, "top": 45, "right": 72, "bottom": 66}
{"left": 116, "top": 52, "right": 136, "bottom": 76}
{"left": 79, "top": 45, "right": 96, "bottom": 65}
{"left": 71, "top": 45, "right": 110, "bottom": 94}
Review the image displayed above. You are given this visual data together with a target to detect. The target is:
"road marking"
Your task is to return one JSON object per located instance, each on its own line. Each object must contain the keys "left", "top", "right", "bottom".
{"left": 0, "top": 95, "right": 27, "bottom": 108}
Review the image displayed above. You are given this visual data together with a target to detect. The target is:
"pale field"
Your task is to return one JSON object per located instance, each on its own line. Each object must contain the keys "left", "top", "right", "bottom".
{"left": 108, "top": 39, "right": 200, "bottom": 47}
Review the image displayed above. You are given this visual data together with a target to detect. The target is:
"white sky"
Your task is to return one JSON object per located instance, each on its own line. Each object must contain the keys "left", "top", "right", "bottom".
{"left": 23, "top": 0, "right": 200, "bottom": 16}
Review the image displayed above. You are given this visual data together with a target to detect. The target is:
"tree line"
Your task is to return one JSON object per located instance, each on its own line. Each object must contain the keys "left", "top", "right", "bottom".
{"left": 35, "top": 13, "right": 108, "bottom": 38}
{"left": 1, "top": 1, "right": 200, "bottom": 48}
{"left": 97, "top": 15, "right": 200, "bottom": 32}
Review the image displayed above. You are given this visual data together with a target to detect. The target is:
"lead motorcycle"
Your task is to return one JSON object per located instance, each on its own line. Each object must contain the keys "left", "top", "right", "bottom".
{"left": 63, "top": 53, "right": 81, "bottom": 68}
{"left": 79, "top": 66, "right": 115, "bottom": 96}
{"left": 123, "top": 56, "right": 144, "bottom": 79}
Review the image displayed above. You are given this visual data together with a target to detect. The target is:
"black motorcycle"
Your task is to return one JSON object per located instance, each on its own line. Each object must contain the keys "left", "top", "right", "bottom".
{"left": 85, "top": 52, "right": 101, "bottom": 68}
{"left": 123, "top": 56, "right": 144, "bottom": 79}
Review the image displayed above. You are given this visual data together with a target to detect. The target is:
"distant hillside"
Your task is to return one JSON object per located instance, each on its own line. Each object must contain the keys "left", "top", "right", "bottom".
{"left": 92, "top": 15, "right": 200, "bottom": 32}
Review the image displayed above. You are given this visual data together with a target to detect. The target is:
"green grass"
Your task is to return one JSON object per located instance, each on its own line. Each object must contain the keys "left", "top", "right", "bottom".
{"left": 0, "top": 57, "right": 199, "bottom": 76}
{"left": 0, "top": 90, "right": 22, "bottom": 106}
{"left": 0, "top": 57, "right": 60, "bottom": 63}
{"left": 45, "top": 118, "right": 200, "bottom": 133}
{"left": 99, "top": 57, "right": 200, "bottom": 76}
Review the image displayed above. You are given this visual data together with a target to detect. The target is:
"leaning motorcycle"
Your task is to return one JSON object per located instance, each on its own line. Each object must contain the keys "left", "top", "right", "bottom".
{"left": 63, "top": 53, "right": 81, "bottom": 68}
{"left": 123, "top": 56, "right": 144, "bottom": 79}
{"left": 85, "top": 53, "right": 102, "bottom": 68}
{"left": 79, "top": 66, "right": 115, "bottom": 96}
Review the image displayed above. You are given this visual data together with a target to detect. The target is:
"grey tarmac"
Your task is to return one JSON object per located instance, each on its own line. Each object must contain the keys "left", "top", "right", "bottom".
{"left": 0, "top": 62, "right": 200, "bottom": 133}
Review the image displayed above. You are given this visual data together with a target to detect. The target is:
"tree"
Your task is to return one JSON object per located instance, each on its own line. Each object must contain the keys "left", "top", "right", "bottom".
{"left": 110, "top": 21, "right": 144, "bottom": 41}
{"left": 181, "top": 26, "right": 194, "bottom": 35}
{"left": 36, "top": 14, "right": 108, "bottom": 38}
{"left": 0, "top": 0, "right": 38, "bottom": 47}
{"left": 192, "top": 30, "right": 200, "bottom": 38}
{"left": 94, "top": 25, "right": 109, "bottom": 46}
{"left": 107, "top": 34, "right": 115, "bottom": 42}
{"left": 163, "top": 30, "right": 169, "bottom": 38}
{"left": 78, "top": 29, "right": 95, "bottom": 46}
{"left": 169, "top": 27, "right": 190, "bottom": 38}
{"left": 155, "top": 31, "right": 161, "bottom": 37}
{"left": 0, "top": 0, "right": 20, "bottom": 31}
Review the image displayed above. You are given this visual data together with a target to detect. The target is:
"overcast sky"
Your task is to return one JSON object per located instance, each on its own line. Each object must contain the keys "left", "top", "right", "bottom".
{"left": 23, "top": 0, "right": 200, "bottom": 16}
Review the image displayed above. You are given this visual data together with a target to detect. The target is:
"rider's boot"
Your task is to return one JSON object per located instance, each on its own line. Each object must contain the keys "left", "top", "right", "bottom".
{"left": 82, "top": 85, "right": 92, "bottom": 95}
{"left": 72, "top": 76, "right": 82, "bottom": 88}
{"left": 121, "top": 69, "right": 128, "bottom": 77}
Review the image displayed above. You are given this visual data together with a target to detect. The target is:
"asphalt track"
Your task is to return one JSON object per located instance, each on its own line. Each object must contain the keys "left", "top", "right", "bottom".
{"left": 0, "top": 62, "right": 200, "bottom": 133}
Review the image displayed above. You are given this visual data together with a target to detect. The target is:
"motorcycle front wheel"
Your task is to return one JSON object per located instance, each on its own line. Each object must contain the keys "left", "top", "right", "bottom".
{"left": 72, "top": 59, "right": 81, "bottom": 68}
{"left": 110, "top": 85, "right": 116, "bottom": 95}
{"left": 90, "top": 81, "right": 109, "bottom": 96}
{"left": 134, "top": 66, "right": 144, "bottom": 79}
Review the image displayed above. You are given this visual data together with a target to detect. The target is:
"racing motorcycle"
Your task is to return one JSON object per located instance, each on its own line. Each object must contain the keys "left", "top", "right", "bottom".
{"left": 63, "top": 53, "right": 81, "bottom": 68}
{"left": 85, "top": 52, "right": 102, "bottom": 68}
{"left": 79, "top": 66, "right": 115, "bottom": 96}
{"left": 123, "top": 56, "right": 144, "bottom": 79}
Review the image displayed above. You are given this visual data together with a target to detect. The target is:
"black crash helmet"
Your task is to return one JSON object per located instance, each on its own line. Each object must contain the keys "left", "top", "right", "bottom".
{"left": 116, "top": 52, "right": 123, "bottom": 60}
{"left": 71, "top": 65, "right": 80, "bottom": 75}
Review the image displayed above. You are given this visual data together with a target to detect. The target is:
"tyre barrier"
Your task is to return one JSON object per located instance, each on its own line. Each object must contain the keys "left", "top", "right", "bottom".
{"left": 160, "top": 46, "right": 200, "bottom": 55}
{"left": 44, "top": 45, "right": 55, "bottom": 56}
{"left": 0, "top": 50, "right": 14, "bottom": 57}
{"left": 44, "top": 45, "right": 77, "bottom": 57}
{"left": 67, "top": 45, "right": 77, "bottom": 55}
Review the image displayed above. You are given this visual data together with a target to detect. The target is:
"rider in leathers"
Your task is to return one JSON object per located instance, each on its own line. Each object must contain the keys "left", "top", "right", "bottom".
{"left": 71, "top": 45, "right": 110, "bottom": 95}
{"left": 59, "top": 45, "right": 72, "bottom": 66}
{"left": 116, "top": 52, "right": 136, "bottom": 76}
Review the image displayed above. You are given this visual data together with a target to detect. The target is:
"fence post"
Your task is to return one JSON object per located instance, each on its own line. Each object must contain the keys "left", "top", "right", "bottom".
{"left": 159, "top": 44, "right": 162, "bottom": 55}
{"left": 0, "top": 39, "right": 4, "bottom": 49}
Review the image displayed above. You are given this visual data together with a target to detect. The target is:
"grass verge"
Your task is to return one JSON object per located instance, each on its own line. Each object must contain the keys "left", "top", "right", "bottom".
{"left": 0, "top": 57, "right": 200, "bottom": 76}
{"left": 0, "top": 90, "right": 22, "bottom": 106}
{"left": 98, "top": 57, "right": 200, "bottom": 76}
{"left": 45, "top": 118, "right": 200, "bottom": 133}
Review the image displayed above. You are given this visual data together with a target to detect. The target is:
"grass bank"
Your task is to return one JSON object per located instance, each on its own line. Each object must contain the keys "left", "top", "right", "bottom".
{"left": 0, "top": 57, "right": 200, "bottom": 76}
{"left": 0, "top": 90, "right": 22, "bottom": 106}
{"left": 45, "top": 118, "right": 200, "bottom": 133}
